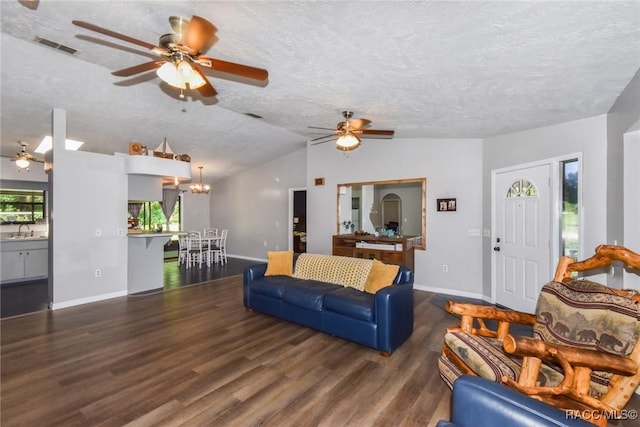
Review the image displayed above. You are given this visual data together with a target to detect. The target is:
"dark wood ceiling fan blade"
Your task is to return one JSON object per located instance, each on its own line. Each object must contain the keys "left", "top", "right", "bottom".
{"left": 72, "top": 20, "right": 159, "bottom": 51}
{"left": 178, "top": 16, "right": 217, "bottom": 55}
{"left": 359, "top": 129, "right": 395, "bottom": 138}
{"left": 193, "top": 67, "right": 217, "bottom": 97}
{"left": 348, "top": 119, "right": 372, "bottom": 130}
{"left": 112, "top": 60, "right": 165, "bottom": 77}
{"left": 18, "top": 0, "right": 39, "bottom": 10}
{"left": 197, "top": 57, "right": 268, "bottom": 81}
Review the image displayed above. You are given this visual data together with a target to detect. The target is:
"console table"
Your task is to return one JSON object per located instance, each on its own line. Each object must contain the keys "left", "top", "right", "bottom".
{"left": 332, "top": 234, "right": 416, "bottom": 271}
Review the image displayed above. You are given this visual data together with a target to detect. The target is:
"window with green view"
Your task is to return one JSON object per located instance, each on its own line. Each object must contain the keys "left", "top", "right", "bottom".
{"left": 135, "top": 198, "right": 181, "bottom": 232}
{"left": 561, "top": 159, "right": 579, "bottom": 260}
{"left": 0, "top": 189, "right": 46, "bottom": 224}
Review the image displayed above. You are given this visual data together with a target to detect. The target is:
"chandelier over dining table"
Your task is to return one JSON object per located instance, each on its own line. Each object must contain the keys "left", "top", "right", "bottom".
{"left": 190, "top": 166, "right": 210, "bottom": 194}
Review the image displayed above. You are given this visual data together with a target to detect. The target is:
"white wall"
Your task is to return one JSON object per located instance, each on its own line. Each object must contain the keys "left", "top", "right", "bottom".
{"left": 306, "top": 137, "right": 484, "bottom": 297}
{"left": 608, "top": 69, "right": 640, "bottom": 286}
{"left": 210, "top": 148, "right": 307, "bottom": 260}
{"left": 624, "top": 128, "right": 640, "bottom": 290}
{"left": 180, "top": 189, "right": 212, "bottom": 232}
{"left": 49, "top": 109, "right": 128, "bottom": 308}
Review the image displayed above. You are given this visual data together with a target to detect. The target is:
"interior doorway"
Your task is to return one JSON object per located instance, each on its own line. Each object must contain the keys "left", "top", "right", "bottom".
{"left": 288, "top": 188, "right": 307, "bottom": 253}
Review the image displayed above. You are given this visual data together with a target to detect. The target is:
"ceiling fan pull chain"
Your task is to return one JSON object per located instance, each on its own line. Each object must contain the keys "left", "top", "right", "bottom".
{"left": 179, "top": 89, "right": 185, "bottom": 99}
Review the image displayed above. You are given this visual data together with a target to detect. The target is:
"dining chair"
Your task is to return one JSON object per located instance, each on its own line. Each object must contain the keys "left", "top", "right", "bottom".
{"left": 187, "top": 231, "right": 205, "bottom": 269}
{"left": 203, "top": 228, "right": 218, "bottom": 237}
{"left": 210, "top": 229, "right": 228, "bottom": 265}
{"left": 177, "top": 234, "right": 189, "bottom": 266}
{"left": 202, "top": 228, "right": 219, "bottom": 256}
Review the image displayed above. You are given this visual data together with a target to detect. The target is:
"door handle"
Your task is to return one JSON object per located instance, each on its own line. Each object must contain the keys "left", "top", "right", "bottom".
{"left": 493, "top": 246, "right": 501, "bottom": 252}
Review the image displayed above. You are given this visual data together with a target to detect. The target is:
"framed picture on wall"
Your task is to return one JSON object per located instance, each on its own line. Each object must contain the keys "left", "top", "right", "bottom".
{"left": 437, "top": 198, "right": 457, "bottom": 212}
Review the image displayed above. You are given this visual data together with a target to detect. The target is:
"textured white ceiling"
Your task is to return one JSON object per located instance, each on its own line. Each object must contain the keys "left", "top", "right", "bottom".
{"left": 1, "top": 1, "right": 639, "bottom": 183}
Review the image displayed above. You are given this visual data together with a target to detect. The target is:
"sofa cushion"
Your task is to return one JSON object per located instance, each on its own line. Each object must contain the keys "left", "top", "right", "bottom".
{"left": 281, "top": 280, "right": 342, "bottom": 311}
{"left": 265, "top": 250, "right": 294, "bottom": 276}
{"left": 364, "top": 260, "right": 400, "bottom": 294}
{"left": 293, "top": 253, "right": 373, "bottom": 291}
{"left": 324, "top": 287, "right": 376, "bottom": 322}
{"left": 248, "top": 276, "right": 291, "bottom": 298}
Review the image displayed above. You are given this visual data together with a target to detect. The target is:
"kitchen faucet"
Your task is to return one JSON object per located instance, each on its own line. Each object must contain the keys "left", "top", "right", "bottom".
{"left": 18, "top": 224, "right": 30, "bottom": 237}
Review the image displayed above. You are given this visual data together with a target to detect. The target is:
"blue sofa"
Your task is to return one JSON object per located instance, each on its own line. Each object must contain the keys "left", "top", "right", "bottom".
{"left": 243, "top": 257, "right": 414, "bottom": 355}
{"left": 436, "top": 376, "right": 592, "bottom": 427}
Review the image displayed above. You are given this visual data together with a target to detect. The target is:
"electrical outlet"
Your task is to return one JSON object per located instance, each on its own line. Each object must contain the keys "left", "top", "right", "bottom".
{"left": 443, "top": 264, "right": 449, "bottom": 273}
{"left": 95, "top": 269, "right": 102, "bottom": 277}
{"left": 95, "top": 228, "right": 101, "bottom": 237}
{"left": 117, "top": 229, "right": 124, "bottom": 236}
{"left": 468, "top": 228, "right": 481, "bottom": 237}
{"left": 264, "top": 241, "right": 267, "bottom": 247}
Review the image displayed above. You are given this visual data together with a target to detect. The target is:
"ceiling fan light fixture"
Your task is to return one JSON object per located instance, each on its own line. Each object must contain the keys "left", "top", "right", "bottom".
{"left": 177, "top": 61, "right": 206, "bottom": 89}
{"left": 336, "top": 133, "right": 361, "bottom": 152}
{"left": 190, "top": 166, "right": 210, "bottom": 194}
{"left": 157, "top": 62, "right": 186, "bottom": 89}
{"left": 15, "top": 158, "right": 30, "bottom": 170}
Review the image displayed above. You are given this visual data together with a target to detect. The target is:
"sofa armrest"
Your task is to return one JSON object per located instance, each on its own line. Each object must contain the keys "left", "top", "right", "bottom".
{"left": 243, "top": 263, "right": 268, "bottom": 284}
{"left": 375, "top": 279, "right": 414, "bottom": 354}
{"left": 442, "top": 376, "right": 592, "bottom": 427}
{"left": 243, "top": 263, "right": 268, "bottom": 307}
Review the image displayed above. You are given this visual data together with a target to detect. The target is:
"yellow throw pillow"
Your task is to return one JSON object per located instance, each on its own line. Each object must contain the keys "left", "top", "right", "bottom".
{"left": 265, "top": 251, "right": 294, "bottom": 276}
{"left": 364, "top": 260, "right": 400, "bottom": 294}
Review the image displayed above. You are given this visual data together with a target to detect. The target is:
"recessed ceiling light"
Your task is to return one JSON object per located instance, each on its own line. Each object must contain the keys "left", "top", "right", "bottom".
{"left": 35, "top": 136, "right": 84, "bottom": 153}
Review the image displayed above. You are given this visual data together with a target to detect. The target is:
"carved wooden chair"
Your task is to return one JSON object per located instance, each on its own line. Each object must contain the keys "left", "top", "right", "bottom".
{"left": 438, "top": 245, "right": 640, "bottom": 426}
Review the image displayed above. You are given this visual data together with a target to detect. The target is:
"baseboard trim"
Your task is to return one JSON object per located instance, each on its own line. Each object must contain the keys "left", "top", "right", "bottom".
{"left": 51, "top": 290, "right": 127, "bottom": 310}
{"left": 227, "top": 254, "right": 266, "bottom": 263}
{"left": 413, "top": 284, "right": 492, "bottom": 303}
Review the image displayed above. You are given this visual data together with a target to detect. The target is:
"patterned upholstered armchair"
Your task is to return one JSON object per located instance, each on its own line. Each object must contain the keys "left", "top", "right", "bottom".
{"left": 439, "top": 245, "right": 640, "bottom": 427}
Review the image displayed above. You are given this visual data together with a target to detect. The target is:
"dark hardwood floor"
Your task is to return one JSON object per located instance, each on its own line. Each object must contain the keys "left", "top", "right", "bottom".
{"left": 2, "top": 274, "right": 639, "bottom": 426}
{"left": 0, "top": 257, "right": 259, "bottom": 318}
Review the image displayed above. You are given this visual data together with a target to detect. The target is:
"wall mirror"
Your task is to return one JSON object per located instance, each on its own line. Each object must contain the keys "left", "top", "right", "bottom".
{"left": 337, "top": 178, "right": 426, "bottom": 249}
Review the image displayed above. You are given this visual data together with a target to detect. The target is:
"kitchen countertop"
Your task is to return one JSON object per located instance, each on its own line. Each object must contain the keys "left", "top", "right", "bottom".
{"left": 0, "top": 236, "right": 48, "bottom": 242}
{"left": 127, "top": 231, "right": 184, "bottom": 238}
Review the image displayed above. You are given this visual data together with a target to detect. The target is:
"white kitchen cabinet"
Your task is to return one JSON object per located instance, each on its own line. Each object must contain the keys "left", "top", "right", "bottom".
{"left": 0, "top": 239, "right": 48, "bottom": 283}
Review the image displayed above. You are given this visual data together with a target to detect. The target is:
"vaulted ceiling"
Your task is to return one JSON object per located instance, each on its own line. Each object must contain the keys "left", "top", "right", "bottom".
{"left": 1, "top": 1, "right": 639, "bottom": 183}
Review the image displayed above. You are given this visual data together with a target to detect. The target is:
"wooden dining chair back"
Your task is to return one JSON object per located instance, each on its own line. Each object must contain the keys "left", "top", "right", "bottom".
{"left": 438, "top": 245, "right": 640, "bottom": 426}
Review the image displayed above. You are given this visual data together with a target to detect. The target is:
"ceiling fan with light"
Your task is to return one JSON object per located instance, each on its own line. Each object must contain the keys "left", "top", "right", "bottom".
{"left": 0, "top": 142, "right": 45, "bottom": 171}
{"left": 309, "top": 111, "right": 395, "bottom": 152}
{"left": 72, "top": 15, "right": 269, "bottom": 98}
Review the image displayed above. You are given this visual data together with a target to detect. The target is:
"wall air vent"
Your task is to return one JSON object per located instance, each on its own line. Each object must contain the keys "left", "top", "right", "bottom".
{"left": 33, "top": 36, "right": 78, "bottom": 55}
{"left": 244, "top": 113, "right": 263, "bottom": 119}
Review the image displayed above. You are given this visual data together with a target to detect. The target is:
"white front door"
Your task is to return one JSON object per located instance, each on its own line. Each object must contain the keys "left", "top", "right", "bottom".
{"left": 493, "top": 163, "right": 551, "bottom": 314}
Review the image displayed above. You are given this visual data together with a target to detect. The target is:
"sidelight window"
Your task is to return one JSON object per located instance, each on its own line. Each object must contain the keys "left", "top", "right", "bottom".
{"left": 561, "top": 159, "right": 579, "bottom": 260}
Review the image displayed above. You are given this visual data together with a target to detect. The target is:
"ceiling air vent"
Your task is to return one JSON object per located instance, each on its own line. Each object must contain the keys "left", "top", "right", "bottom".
{"left": 244, "top": 113, "right": 263, "bottom": 119}
{"left": 33, "top": 36, "right": 78, "bottom": 55}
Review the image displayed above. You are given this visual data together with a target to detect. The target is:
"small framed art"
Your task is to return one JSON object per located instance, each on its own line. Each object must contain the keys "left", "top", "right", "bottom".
{"left": 437, "top": 198, "right": 457, "bottom": 212}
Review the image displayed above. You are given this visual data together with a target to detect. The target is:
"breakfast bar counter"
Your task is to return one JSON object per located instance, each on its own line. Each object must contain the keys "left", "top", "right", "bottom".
{"left": 127, "top": 231, "right": 182, "bottom": 294}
